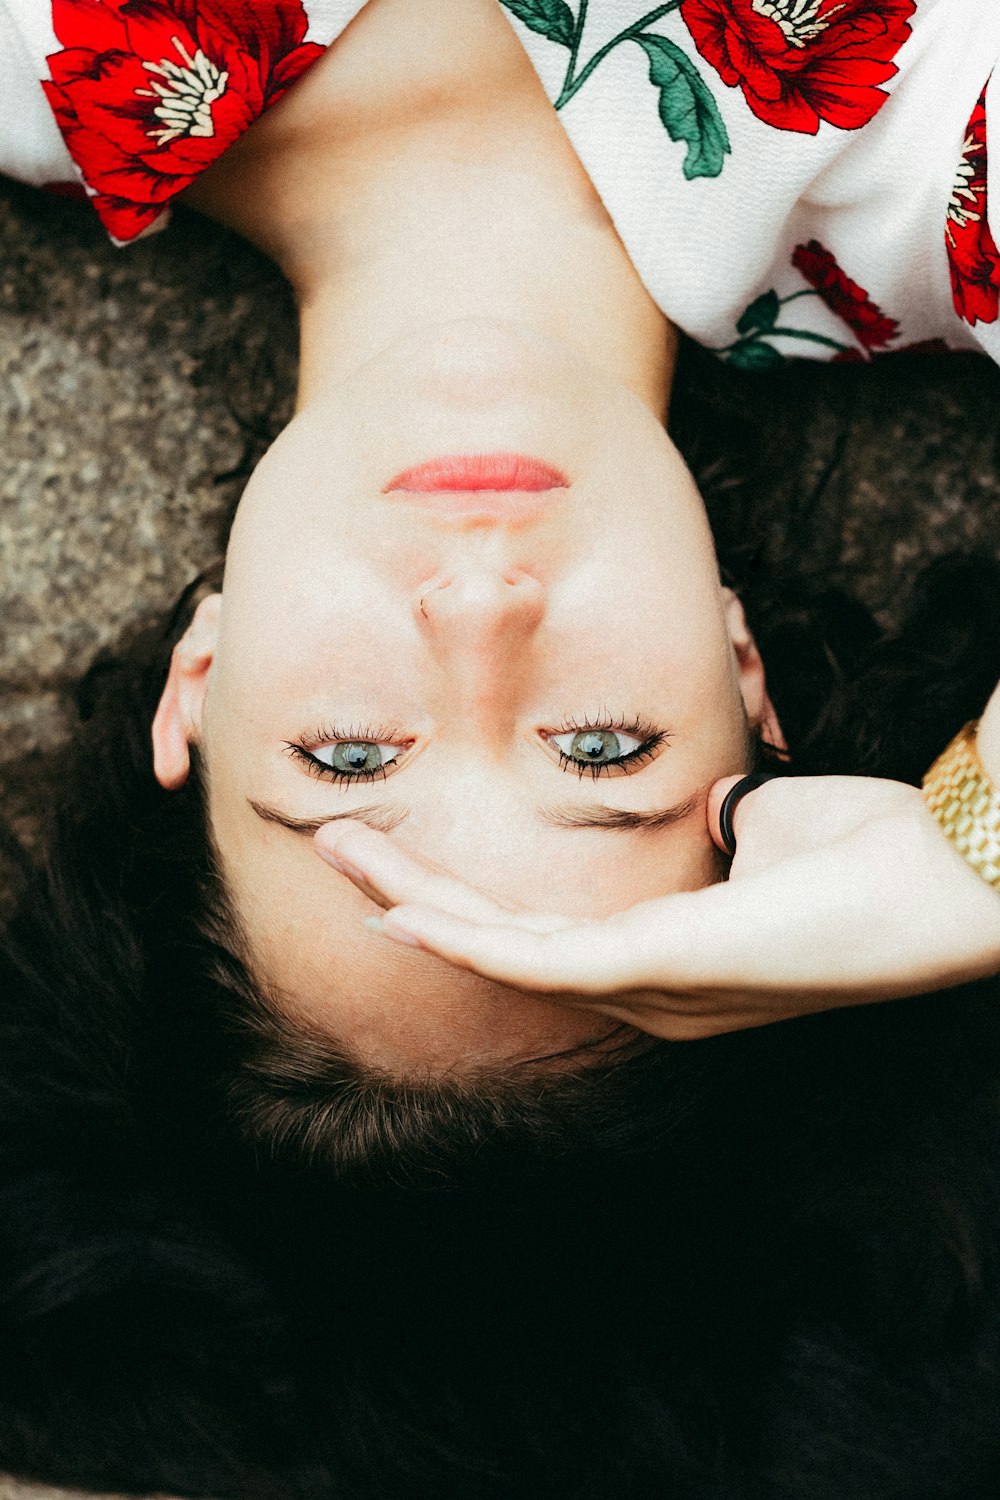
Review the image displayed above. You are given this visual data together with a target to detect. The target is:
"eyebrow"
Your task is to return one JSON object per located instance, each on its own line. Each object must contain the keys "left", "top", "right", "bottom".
{"left": 248, "top": 793, "right": 700, "bottom": 838}
{"left": 249, "top": 800, "right": 411, "bottom": 835}
{"left": 538, "top": 794, "right": 700, "bottom": 832}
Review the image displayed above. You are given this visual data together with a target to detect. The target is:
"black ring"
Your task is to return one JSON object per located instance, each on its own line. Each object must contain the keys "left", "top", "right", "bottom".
{"left": 717, "top": 772, "right": 781, "bottom": 856}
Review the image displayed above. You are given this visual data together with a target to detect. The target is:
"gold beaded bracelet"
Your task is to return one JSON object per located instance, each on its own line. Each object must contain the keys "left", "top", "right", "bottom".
{"left": 922, "top": 721, "right": 1000, "bottom": 892}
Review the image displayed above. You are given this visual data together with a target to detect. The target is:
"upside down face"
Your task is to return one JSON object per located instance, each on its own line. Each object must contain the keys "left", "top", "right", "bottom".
{"left": 154, "top": 320, "right": 770, "bottom": 1076}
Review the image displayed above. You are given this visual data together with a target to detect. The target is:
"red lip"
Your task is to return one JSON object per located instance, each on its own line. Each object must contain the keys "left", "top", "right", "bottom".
{"left": 383, "top": 453, "right": 568, "bottom": 493}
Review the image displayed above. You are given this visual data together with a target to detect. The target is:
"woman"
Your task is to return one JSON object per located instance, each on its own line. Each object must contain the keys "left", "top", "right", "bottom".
{"left": 3, "top": 0, "right": 999, "bottom": 1079}
{"left": 2, "top": 3, "right": 1000, "bottom": 1491}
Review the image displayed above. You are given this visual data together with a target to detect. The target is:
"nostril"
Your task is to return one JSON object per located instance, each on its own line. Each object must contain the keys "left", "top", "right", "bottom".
{"left": 416, "top": 569, "right": 544, "bottom": 628}
{"left": 415, "top": 574, "right": 452, "bottom": 619}
{"left": 499, "top": 567, "right": 546, "bottom": 597}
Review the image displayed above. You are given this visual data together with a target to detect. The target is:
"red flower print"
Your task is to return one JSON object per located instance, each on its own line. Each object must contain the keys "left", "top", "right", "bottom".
{"left": 679, "top": 0, "right": 916, "bottom": 134}
{"left": 42, "top": 0, "right": 324, "bottom": 241}
{"left": 792, "top": 239, "right": 898, "bottom": 348}
{"left": 945, "top": 87, "right": 999, "bottom": 328}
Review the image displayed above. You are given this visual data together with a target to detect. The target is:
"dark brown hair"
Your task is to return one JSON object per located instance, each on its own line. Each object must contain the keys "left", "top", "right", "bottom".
{"left": 2, "top": 346, "right": 1000, "bottom": 1496}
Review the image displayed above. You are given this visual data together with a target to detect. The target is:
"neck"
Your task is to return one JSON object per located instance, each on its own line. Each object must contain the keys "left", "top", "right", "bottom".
{"left": 182, "top": 0, "right": 676, "bottom": 415}
{"left": 291, "top": 120, "right": 676, "bottom": 414}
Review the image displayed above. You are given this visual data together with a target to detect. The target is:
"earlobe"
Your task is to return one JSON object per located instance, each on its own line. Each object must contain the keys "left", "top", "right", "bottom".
{"left": 151, "top": 667, "right": 193, "bottom": 790}
{"left": 151, "top": 593, "right": 221, "bottom": 791}
{"left": 721, "top": 588, "right": 788, "bottom": 758}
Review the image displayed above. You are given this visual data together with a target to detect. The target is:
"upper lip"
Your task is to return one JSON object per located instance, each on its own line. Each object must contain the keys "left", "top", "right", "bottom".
{"left": 383, "top": 453, "right": 569, "bottom": 493}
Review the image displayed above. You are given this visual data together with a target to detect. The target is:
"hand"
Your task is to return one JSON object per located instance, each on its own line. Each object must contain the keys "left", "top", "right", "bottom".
{"left": 313, "top": 777, "right": 1000, "bottom": 1041}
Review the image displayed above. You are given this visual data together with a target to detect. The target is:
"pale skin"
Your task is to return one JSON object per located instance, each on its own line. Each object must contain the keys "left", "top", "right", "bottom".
{"left": 153, "top": 0, "right": 1000, "bottom": 1071}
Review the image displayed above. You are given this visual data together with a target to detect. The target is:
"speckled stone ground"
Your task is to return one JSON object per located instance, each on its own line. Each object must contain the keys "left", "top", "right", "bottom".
{"left": 0, "top": 178, "right": 297, "bottom": 862}
{"left": 1, "top": 175, "right": 999, "bottom": 1498}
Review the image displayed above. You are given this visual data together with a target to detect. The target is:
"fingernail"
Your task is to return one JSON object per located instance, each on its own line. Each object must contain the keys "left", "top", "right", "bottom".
{"left": 318, "top": 847, "right": 361, "bottom": 878}
{"left": 364, "top": 915, "right": 423, "bottom": 948}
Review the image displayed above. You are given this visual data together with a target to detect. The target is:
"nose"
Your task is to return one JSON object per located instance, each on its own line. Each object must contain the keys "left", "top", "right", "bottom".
{"left": 415, "top": 568, "right": 545, "bottom": 737}
{"left": 416, "top": 567, "right": 545, "bottom": 645}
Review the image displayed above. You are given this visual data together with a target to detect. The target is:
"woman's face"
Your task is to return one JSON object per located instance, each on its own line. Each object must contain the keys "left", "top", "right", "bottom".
{"left": 155, "top": 321, "right": 770, "bottom": 1076}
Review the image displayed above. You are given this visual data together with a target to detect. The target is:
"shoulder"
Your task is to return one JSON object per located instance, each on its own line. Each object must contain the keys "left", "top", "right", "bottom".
{"left": 2, "top": 0, "right": 358, "bottom": 243}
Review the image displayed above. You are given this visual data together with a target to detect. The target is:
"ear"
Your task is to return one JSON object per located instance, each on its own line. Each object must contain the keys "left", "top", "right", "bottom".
{"left": 151, "top": 593, "right": 222, "bottom": 790}
{"left": 721, "top": 588, "right": 788, "bottom": 758}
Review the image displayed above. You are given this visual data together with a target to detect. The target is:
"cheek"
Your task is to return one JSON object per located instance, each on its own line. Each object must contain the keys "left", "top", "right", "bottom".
{"left": 216, "top": 561, "right": 419, "bottom": 711}
{"left": 663, "top": 632, "right": 752, "bottom": 759}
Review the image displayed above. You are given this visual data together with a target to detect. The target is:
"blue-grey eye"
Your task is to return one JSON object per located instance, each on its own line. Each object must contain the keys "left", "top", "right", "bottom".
{"left": 550, "top": 728, "right": 644, "bottom": 765}
{"left": 312, "top": 741, "right": 404, "bottom": 775}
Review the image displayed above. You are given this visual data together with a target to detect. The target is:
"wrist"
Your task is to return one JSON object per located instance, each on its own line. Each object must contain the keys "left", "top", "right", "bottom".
{"left": 922, "top": 721, "right": 1000, "bottom": 893}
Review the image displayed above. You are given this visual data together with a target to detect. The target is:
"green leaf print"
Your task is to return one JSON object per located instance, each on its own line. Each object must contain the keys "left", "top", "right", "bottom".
{"left": 504, "top": 1, "right": 730, "bottom": 185}
{"left": 736, "top": 289, "right": 779, "bottom": 336}
{"left": 633, "top": 34, "right": 730, "bottom": 181}
{"left": 501, "top": 0, "right": 576, "bottom": 48}
{"left": 722, "top": 285, "right": 853, "bottom": 362}
{"left": 726, "top": 341, "right": 785, "bottom": 370}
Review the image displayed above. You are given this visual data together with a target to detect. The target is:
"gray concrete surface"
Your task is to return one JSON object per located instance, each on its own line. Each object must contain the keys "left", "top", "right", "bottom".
{"left": 1, "top": 174, "right": 999, "bottom": 1498}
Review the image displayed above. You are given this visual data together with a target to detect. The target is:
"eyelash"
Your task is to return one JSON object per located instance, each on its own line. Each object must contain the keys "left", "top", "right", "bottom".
{"left": 285, "top": 716, "right": 668, "bottom": 783}
{"left": 284, "top": 723, "right": 406, "bottom": 785}
{"left": 548, "top": 714, "right": 667, "bottom": 781}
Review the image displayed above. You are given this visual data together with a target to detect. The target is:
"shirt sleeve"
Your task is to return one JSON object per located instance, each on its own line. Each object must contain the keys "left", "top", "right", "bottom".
{"left": 0, "top": 0, "right": 78, "bottom": 188}
{"left": 5, "top": 0, "right": 348, "bottom": 245}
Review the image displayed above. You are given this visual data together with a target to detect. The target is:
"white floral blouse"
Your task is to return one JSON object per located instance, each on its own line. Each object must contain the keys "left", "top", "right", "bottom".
{"left": 1, "top": 0, "right": 998, "bottom": 367}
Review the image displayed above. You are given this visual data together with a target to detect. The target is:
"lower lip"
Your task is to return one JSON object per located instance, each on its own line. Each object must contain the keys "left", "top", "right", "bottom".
{"left": 383, "top": 453, "right": 569, "bottom": 493}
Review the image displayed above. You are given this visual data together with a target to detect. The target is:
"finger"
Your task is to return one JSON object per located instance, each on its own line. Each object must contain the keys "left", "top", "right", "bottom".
{"left": 315, "top": 821, "right": 545, "bottom": 926}
{"left": 707, "top": 774, "right": 747, "bottom": 854}
{"left": 373, "top": 903, "right": 653, "bottom": 995}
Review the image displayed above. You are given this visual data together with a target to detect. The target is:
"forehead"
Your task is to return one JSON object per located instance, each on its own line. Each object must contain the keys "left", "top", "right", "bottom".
{"left": 224, "top": 833, "right": 617, "bottom": 1072}
{"left": 209, "top": 777, "right": 722, "bottom": 1075}
{"left": 281, "top": 938, "right": 617, "bottom": 1075}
